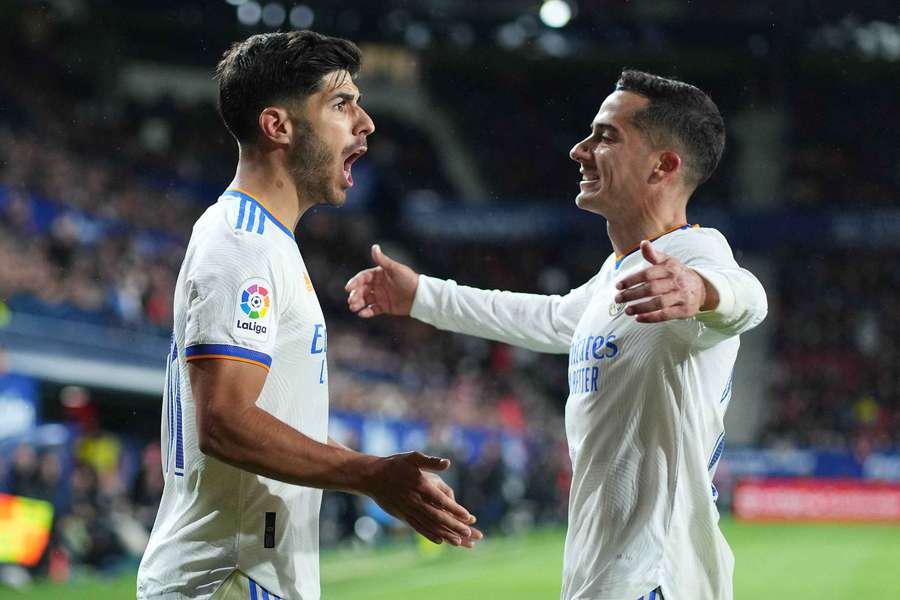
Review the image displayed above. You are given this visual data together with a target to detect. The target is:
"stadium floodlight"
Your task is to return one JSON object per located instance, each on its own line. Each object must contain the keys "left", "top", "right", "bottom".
{"left": 540, "top": 0, "right": 573, "bottom": 29}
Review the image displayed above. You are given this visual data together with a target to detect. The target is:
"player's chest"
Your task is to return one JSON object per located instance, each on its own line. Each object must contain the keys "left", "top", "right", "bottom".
{"left": 567, "top": 282, "right": 628, "bottom": 389}
{"left": 277, "top": 266, "right": 327, "bottom": 355}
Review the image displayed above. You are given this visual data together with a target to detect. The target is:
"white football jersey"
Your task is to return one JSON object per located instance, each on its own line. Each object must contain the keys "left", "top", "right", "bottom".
{"left": 410, "top": 226, "right": 767, "bottom": 600}
{"left": 137, "top": 189, "right": 330, "bottom": 600}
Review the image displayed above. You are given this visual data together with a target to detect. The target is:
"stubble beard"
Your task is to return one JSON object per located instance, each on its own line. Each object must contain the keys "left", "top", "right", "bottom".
{"left": 288, "top": 118, "right": 343, "bottom": 207}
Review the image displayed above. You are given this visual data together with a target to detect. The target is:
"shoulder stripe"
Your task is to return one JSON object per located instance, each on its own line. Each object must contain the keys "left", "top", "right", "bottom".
{"left": 236, "top": 198, "right": 247, "bottom": 230}
{"left": 223, "top": 189, "right": 295, "bottom": 240}
{"left": 246, "top": 203, "right": 256, "bottom": 232}
{"left": 185, "top": 343, "right": 272, "bottom": 369}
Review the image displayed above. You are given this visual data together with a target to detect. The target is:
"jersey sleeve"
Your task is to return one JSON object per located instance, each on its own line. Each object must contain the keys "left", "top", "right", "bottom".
{"left": 409, "top": 272, "right": 600, "bottom": 354}
{"left": 183, "top": 233, "right": 283, "bottom": 371}
{"left": 665, "top": 228, "right": 768, "bottom": 347}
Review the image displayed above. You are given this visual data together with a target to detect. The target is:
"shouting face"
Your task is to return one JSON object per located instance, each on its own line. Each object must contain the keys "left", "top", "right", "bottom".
{"left": 288, "top": 70, "right": 374, "bottom": 207}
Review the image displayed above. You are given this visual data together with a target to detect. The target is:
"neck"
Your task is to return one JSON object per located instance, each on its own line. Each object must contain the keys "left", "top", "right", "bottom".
{"left": 228, "top": 146, "right": 316, "bottom": 230}
{"left": 606, "top": 202, "right": 688, "bottom": 258}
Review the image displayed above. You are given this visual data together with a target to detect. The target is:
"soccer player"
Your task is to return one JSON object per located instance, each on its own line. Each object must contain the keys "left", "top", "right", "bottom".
{"left": 346, "top": 70, "right": 768, "bottom": 599}
{"left": 137, "top": 32, "right": 479, "bottom": 600}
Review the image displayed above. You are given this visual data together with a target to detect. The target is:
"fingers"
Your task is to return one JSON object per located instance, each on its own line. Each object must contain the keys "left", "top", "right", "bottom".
{"left": 346, "top": 268, "right": 382, "bottom": 315}
{"left": 404, "top": 513, "right": 446, "bottom": 545}
{"left": 465, "top": 526, "right": 484, "bottom": 545}
{"left": 409, "top": 452, "right": 450, "bottom": 472}
{"left": 422, "top": 482, "right": 474, "bottom": 524}
{"left": 614, "top": 279, "right": 676, "bottom": 304}
{"left": 371, "top": 244, "right": 395, "bottom": 271}
{"left": 626, "top": 295, "right": 673, "bottom": 316}
{"left": 344, "top": 267, "right": 374, "bottom": 293}
{"left": 635, "top": 306, "right": 690, "bottom": 323}
{"left": 615, "top": 265, "right": 670, "bottom": 290}
{"left": 416, "top": 499, "right": 473, "bottom": 539}
{"left": 640, "top": 240, "right": 669, "bottom": 265}
{"left": 434, "top": 478, "right": 455, "bottom": 502}
{"left": 356, "top": 305, "right": 380, "bottom": 319}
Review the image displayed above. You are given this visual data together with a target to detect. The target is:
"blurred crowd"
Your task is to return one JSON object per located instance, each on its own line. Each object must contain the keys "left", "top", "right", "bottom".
{"left": 2, "top": 3, "right": 899, "bottom": 584}
{"left": 761, "top": 249, "right": 900, "bottom": 451}
{"left": 0, "top": 385, "right": 569, "bottom": 584}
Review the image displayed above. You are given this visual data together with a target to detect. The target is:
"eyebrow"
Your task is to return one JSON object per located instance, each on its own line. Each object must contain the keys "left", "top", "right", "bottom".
{"left": 590, "top": 122, "right": 619, "bottom": 134}
{"left": 331, "top": 91, "right": 360, "bottom": 103}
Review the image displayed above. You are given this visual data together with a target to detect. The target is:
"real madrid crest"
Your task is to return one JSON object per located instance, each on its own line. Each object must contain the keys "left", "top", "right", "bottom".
{"left": 609, "top": 301, "right": 626, "bottom": 317}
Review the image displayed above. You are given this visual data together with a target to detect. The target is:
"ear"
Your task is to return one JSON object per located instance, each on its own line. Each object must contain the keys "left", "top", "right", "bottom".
{"left": 258, "top": 107, "right": 292, "bottom": 146}
{"left": 648, "top": 150, "right": 681, "bottom": 184}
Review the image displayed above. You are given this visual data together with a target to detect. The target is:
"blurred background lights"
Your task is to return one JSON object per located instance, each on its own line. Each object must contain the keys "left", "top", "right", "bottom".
{"left": 236, "top": 1, "right": 261, "bottom": 26}
{"left": 540, "top": 0, "right": 573, "bottom": 29}
{"left": 289, "top": 5, "right": 315, "bottom": 30}
{"left": 261, "top": 3, "right": 286, "bottom": 28}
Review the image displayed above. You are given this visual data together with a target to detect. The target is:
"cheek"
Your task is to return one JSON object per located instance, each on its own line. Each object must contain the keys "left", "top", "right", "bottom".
{"left": 593, "top": 151, "right": 612, "bottom": 178}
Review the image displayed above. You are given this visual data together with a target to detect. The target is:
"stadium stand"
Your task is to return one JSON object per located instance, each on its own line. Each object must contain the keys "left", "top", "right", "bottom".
{"left": 2, "top": 2, "right": 899, "bottom": 585}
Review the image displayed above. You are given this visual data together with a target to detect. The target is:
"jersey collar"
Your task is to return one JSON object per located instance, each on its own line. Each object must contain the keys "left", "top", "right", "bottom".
{"left": 614, "top": 223, "right": 697, "bottom": 269}
{"left": 222, "top": 188, "right": 296, "bottom": 240}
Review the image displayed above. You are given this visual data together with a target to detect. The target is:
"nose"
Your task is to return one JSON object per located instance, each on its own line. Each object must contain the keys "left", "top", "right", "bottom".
{"left": 355, "top": 106, "right": 375, "bottom": 137}
{"left": 570, "top": 136, "right": 593, "bottom": 163}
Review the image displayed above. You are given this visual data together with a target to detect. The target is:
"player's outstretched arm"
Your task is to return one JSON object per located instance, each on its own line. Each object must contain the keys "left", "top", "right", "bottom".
{"left": 613, "top": 239, "right": 767, "bottom": 335}
{"left": 345, "top": 244, "right": 419, "bottom": 318}
{"left": 190, "top": 358, "right": 481, "bottom": 547}
{"left": 346, "top": 244, "right": 590, "bottom": 354}
{"left": 613, "top": 241, "right": 717, "bottom": 323}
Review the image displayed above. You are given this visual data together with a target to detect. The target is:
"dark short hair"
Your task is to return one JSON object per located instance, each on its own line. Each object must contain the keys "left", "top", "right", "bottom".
{"left": 616, "top": 70, "right": 725, "bottom": 189}
{"left": 215, "top": 31, "right": 362, "bottom": 143}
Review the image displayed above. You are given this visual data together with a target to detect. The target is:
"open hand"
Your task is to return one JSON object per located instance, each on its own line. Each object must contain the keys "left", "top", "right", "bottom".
{"left": 365, "top": 451, "right": 481, "bottom": 547}
{"left": 614, "top": 240, "right": 719, "bottom": 323}
{"left": 345, "top": 244, "right": 419, "bottom": 318}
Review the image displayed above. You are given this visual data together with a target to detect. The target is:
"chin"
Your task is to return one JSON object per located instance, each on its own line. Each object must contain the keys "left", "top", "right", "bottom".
{"left": 575, "top": 193, "right": 606, "bottom": 216}
{"left": 575, "top": 192, "right": 596, "bottom": 210}
{"left": 325, "top": 190, "right": 347, "bottom": 208}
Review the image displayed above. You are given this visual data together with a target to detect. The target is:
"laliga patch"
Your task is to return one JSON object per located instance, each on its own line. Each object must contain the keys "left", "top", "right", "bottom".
{"left": 234, "top": 278, "right": 273, "bottom": 341}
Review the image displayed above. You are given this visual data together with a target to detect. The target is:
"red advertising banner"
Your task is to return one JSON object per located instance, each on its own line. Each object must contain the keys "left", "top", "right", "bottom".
{"left": 733, "top": 479, "right": 900, "bottom": 522}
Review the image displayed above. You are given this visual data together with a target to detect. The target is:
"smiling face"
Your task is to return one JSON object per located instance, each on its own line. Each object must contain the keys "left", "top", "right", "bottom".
{"left": 569, "top": 90, "right": 660, "bottom": 218}
{"left": 288, "top": 70, "right": 374, "bottom": 207}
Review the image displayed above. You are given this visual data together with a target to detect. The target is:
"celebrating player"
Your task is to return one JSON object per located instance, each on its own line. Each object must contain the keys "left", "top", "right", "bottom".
{"left": 137, "top": 31, "right": 480, "bottom": 600}
{"left": 346, "top": 70, "right": 767, "bottom": 599}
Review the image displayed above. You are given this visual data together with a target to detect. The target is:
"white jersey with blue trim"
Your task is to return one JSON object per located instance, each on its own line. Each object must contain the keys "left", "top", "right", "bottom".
{"left": 137, "top": 189, "right": 329, "bottom": 600}
{"left": 409, "top": 226, "right": 767, "bottom": 600}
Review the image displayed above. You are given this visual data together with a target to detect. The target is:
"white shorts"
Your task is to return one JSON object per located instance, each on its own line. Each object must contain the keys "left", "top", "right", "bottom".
{"left": 637, "top": 588, "right": 663, "bottom": 600}
{"left": 211, "top": 571, "right": 285, "bottom": 600}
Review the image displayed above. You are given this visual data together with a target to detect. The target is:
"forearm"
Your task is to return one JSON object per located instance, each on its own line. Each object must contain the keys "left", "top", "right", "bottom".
{"left": 693, "top": 266, "right": 768, "bottom": 335}
{"left": 202, "top": 404, "right": 374, "bottom": 494}
{"left": 410, "top": 275, "right": 574, "bottom": 354}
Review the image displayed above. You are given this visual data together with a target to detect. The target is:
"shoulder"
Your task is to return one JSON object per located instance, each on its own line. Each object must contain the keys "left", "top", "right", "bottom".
{"left": 196, "top": 195, "right": 292, "bottom": 253}
{"left": 185, "top": 213, "right": 285, "bottom": 291}
{"left": 659, "top": 226, "right": 734, "bottom": 264}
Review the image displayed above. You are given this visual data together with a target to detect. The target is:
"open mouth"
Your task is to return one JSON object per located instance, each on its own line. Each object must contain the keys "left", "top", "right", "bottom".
{"left": 580, "top": 172, "right": 600, "bottom": 187}
{"left": 342, "top": 146, "right": 367, "bottom": 187}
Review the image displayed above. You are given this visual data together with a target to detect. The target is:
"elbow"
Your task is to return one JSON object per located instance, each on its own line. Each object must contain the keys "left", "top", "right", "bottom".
{"left": 754, "top": 280, "right": 769, "bottom": 323}
{"left": 197, "top": 409, "right": 232, "bottom": 460}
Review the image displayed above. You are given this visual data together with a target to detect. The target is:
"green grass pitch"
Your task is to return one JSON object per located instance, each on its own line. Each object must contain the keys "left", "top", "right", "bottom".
{"left": 2, "top": 519, "right": 898, "bottom": 599}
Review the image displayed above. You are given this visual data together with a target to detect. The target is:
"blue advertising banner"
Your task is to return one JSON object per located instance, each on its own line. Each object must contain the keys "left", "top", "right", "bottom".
{"left": 721, "top": 448, "right": 900, "bottom": 482}
{"left": 0, "top": 373, "right": 38, "bottom": 440}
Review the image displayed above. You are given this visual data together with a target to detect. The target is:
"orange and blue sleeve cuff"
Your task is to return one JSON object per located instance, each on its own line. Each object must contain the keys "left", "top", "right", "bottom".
{"left": 185, "top": 343, "right": 272, "bottom": 371}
